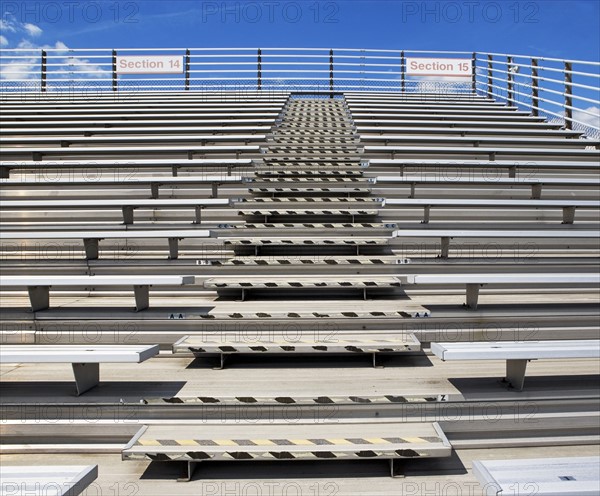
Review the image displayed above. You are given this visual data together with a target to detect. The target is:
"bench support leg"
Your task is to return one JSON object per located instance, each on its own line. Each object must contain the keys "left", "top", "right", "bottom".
{"left": 214, "top": 353, "right": 227, "bottom": 370}
{"left": 409, "top": 183, "right": 416, "bottom": 199}
{"left": 530, "top": 184, "right": 542, "bottom": 200}
{"left": 122, "top": 206, "right": 134, "bottom": 225}
{"left": 505, "top": 359, "right": 528, "bottom": 391}
{"left": 133, "top": 285, "right": 150, "bottom": 311}
{"left": 211, "top": 183, "right": 218, "bottom": 198}
{"left": 28, "top": 286, "right": 49, "bottom": 312}
{"left": 421, "top": 205, "right": 431, "bottom": 224}
{"left": 440, "top": 236, "right": 450, "bottom": 258}
{"left": 194, "top": 206, "right": 202, "bottom": 224}
{"left": 562, "top": 206, "right": 575, "bottom": 224}
{"left": 389, "top": 458, "right": 405, "bottom": 478}
{"left": 72, "top": 363, "right": 100, "bottom": 396}
{"left": 83, "top": 239, "right": 100, "bottom": 260}
{"left": 168, "top": 238, "right": 179, "bottom": 260}
{"left": 150, "top": 183, "right": 160, "bottom": 199}
{"left": 465, "top": 283, "right": 480, "bottom": 310}
{"left": 0, "top": 168, "right": 9, "bottom": 179}
{"left": 177, "top": 461, "right": 198, "bottom": 482}
{"left": 171, "top": 166, "right": 178, "bottom": 177}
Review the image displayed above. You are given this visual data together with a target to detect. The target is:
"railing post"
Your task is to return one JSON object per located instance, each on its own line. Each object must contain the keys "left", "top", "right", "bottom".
{"left": 471, "top": 52, "right": 477, "bottom": 94}
{"left": 41, "top": 49, "right": 47, "bottom": 92}
{"left": 531, "top": 58, "right": 539, "bottom": 116}
{"left": 564, "top": 61, "right": 573, "bottom": 130}
{"left": 487, "top": 54, "right": 493, "bottom": 99}
{"left": 257, "top": 48, "right": 262, "bottom": 91}
{"left": 401, "top": 50, "right": 406, "bottom": 93}
{"left": 507, "top": 55, "right": 513, "bottom": 105}
{"left": 112, "top": 49, "right": 117, "bottom": 92}
{"left": 185, "top": 49, "right": 190, "bottom": 90}
{"left": 329, "top": 49, "right": 334, "bottom": 98}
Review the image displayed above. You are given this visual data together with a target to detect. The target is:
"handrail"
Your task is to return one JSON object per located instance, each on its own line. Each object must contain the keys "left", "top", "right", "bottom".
{"left": 1, "top": 48, "right": 598, "bottom": 136}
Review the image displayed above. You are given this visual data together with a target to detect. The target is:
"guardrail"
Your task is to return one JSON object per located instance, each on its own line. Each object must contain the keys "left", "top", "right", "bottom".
{"left": 1, "top": 48, "right": 598, "bottom": 136}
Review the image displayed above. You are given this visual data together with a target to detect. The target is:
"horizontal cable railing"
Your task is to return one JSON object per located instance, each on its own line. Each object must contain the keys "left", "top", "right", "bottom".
{"left": 1, "top": 47, "right": 598, "bottom": 136}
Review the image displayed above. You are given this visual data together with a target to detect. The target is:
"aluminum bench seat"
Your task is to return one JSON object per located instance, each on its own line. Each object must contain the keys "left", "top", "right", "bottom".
{"left": 352, "top": 112, "right": 543, "bottom": 121}
{"left": 351, "top": 108, "right": 532, "bottom": 116}
{"left": 2, "top": 102, "right": 285, "bottom": 111}
{"left": 366, "top": 158, "right": 600, "bottom": 176}
{"left": 473, "top": 456, "right": 600, "bottom": 495}
{"left": 254, "top": 169, "right": 366, "bottom": 177}
{"left": 364, "top": 146, "right": 600, "bottom": 160}
{"left": 0, "top": 229, "right": 212, "bottom": 260}
{"left": 205, "top": 276, "right": 403, "bottom": 300}
{"left": 347, "top": 102, "right": 513, "bottom": 111}
{"left": 0, "top": 175, "right": 244, "bottom": 199}
{"left": 2, "top": 119, "right": 277, "bottom": 128}
{"left": 431, "top": 340, "right": 600, "bottom": 390}
{"left": 361, "top": 135, "right": 598, "bottom": 148}
{"left": 403, "top": 273, "right": 600, "bottom": 310}
{"left": 392, "top": 229, "right": 600, "bottom": 257}
{"left": 0, "top": 465, "right": 98, "bottom": 495}
{"left": 0, "top": 275, "right": 195, "bottom": 311}
{"left": 357, "top": 125, "right": 583, "bottom": 137}
{"left": 0, "top": 145, "right": 260, "bottom": 161}
{"left": 375, "top": 177, "right": 599, "bottom": 199}
{"left": 3, "top": 112, "right": 280, "bottom": 123}
{"left": 1, "top": 198, "right": 230, "bottom": 224}
{"left": 353, "top": 118, "right": 564, "bottom": 129}
{"left": 122, "top": 422, "right": 451, "bottom": 480}
{"left": 0, "top": 158, "right": 253, "bottom": 178}
{"left": 3, "top": 107, "right": 283, "bottom": 116}
{"left": 0, "top": 125, "right": 272, "bottom": 136}
{"left": 0, "top": 135, "right": 267, "bottom": 146}
{"left": 1, "top": 345, "right": 159, "bottom": 395}
{"left": 173, "top": 331, "right": 421, "bottom": 369}
{"left": 383, "top": 198, "right": 599, "bottom": 224}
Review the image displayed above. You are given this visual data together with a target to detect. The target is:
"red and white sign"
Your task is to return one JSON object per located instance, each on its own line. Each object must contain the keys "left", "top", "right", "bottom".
{"left": 406, "top": 57, "right": 472, "bottom": 77}
{"left": 117, "top": 55, "right": 183, "bottom": 74}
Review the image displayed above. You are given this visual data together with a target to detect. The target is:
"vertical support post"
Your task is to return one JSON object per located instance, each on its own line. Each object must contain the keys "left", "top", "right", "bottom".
{"left": 400, "top": 50, "right": 406, "bottom": 93}
{"left": 41, "top": 49, "right": 47, "bottom": 92}
{"left": 564, "top": 61, "right": 573, "bottom": 130}
{"left": 531, "top": 58, "right": 539, "bottom": 116}
{"left": 112, "top": 49, "right": 118, "bottom": 92}
{"left": 329, "top": 49, "right": 334, "bottom": 98}
{"left": 487, "top": 55, "right": 493, "bottom": 99}
{"left": 257, "top": 48, "right": 262, "bottom": 91}
{"left": 471, "top": 52, "right": 477, "bottom": 94}
{"left": 185, "top": 49, "right": 190, "bottom": 90}
{"left": 507, "top": 56, "right": 514, "bottom": 106}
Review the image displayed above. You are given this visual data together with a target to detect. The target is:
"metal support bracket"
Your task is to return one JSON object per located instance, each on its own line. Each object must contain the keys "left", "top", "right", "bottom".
{"left": 72, "top": 362, "right": 100, "bottom": 395}
{"left": 505, "top": 359, "right": 528, "bottom": 391}
{"left": 122, "top": 206, "right": 135, "bottom": 225}
{"left": 530, "top": 184, "right": 542, "bottom": 200}
{"left": 28, "top": 285, "right": 50, "bottom": 312}
{"left": 562, "top": 206, "right": 575, "bottom": 224}
{"left": 422, "top": 205, "right": 431, "bottom": 224}
{"left": 177, "top": 461, "right": 198, "bottom": 482}
{"left": 194, "top": 206, "right": 203, "bottom": 224}
{"left": 83, "top": 238, "right": 100, "bottom": 260}
{"left": 133, "top": 285, "right": 150, "bottom": 311}
{"left": 168, "top": 238, "right": 179, "bottom": 260}
{"left": 150, "top": 183, "right": 160, "bottom": 199}
{"left": 465, "top": 283, "right": 481, "bottom": 310}
{"left": 389, "top": 458, "right": 405, "bottom": 478}
{"left": 440, "top": 237, "right": 450, "bottom": 258}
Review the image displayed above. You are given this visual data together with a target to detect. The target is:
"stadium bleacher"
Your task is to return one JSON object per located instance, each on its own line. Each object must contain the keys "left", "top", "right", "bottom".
{"left": 1, "top": 63, "right": 599, "bottom": 492}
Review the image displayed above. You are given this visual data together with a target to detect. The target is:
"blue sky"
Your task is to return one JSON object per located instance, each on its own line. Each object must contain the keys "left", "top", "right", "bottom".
{"left": 1, "top": 0, "right": 599, "bottom": 60}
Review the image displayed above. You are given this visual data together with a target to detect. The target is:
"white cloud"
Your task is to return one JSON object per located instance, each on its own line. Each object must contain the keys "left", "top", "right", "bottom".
{"left": 0, "top": 18, "right": 17, "bottom": 33}
{"left": 0, "top": 35, "right": 8, "bottom": 46}
{"left": 573, "top": 106, "right": 600, "bottom": 129}
{"left": 23, "top": 23, "right": 43, "bottom": 37}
